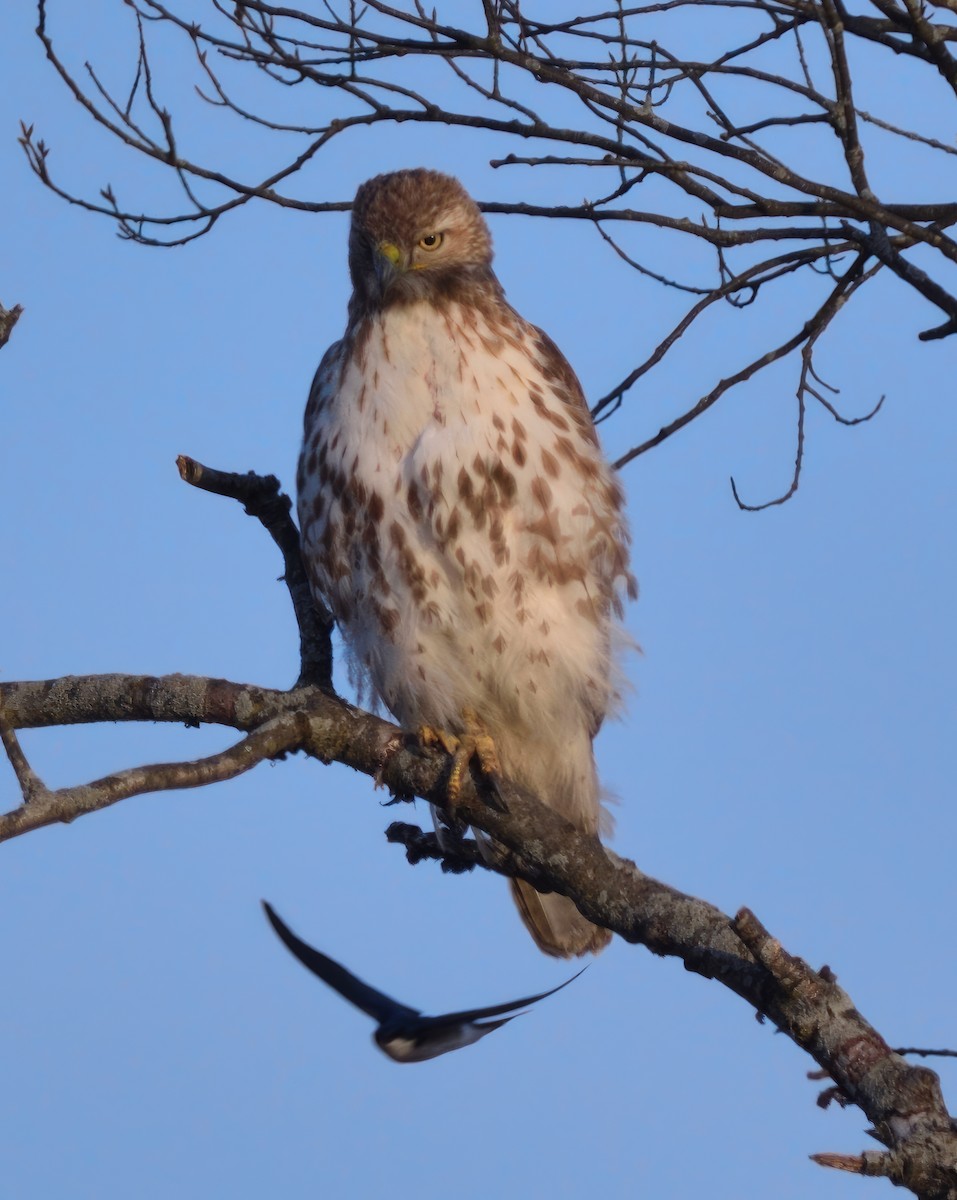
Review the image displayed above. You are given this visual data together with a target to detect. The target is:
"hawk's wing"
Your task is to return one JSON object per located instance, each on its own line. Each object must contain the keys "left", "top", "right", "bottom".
{"left": 528, "top": 322, "right": 601, "bottom": 443}
{"left": 303, "top": 338, "right": 345, "bottom": 430}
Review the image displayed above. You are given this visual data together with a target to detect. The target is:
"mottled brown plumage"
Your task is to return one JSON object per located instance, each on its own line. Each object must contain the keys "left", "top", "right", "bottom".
{"left": 297, "top": 168, "right": 635, "bottom": 956}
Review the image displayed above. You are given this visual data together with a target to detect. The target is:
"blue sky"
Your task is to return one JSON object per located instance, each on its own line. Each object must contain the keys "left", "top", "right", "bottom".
{"left": 2, "top": 4, "right": 955, "bottom": 1198}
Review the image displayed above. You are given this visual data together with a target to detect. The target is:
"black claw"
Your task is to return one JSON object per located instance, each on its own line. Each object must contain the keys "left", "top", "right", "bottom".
{"left": 479, "top": 768, "right": 509, "bottom": 812}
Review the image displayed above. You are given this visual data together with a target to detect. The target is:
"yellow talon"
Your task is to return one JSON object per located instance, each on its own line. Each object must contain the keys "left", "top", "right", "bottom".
{"left": 419, "top": 707, "right": 501, "bottom": 805}
{"left": 418, "top": 724, "right": 461, "bottom": 759}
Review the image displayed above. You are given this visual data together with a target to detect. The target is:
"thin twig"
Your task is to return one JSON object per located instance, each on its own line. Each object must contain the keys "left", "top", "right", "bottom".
{"left": 893, "top": 1047, "right": 957, "bottom": 1059}
{"left": 176, "top": 456, "right": 334, "bottom": 688}
{"left": 0, "top": 711, "right": 45, "bottom": 802}
{"left": 0, "top": 300, "right": 24, "bottom": 350}
{"left": 0, "top": 710, "right": 308, "bottom": 842}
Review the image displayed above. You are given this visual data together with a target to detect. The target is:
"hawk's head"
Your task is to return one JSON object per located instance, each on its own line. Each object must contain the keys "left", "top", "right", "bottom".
{"left": 347, "top": 169, "right": 498, "bottom": 314}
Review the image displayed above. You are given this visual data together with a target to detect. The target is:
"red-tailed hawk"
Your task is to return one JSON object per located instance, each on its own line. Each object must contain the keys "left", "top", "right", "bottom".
{"left": 297, "top": 168, "right": 635, "bottom": 957}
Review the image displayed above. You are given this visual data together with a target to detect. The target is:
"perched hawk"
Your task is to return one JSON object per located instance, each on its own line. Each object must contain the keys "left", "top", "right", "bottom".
{"left": 297, "top": 168, "right": 635, "bottom": 957}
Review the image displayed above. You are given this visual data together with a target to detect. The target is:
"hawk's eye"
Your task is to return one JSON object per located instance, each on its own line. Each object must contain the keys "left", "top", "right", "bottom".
{"left": 417, "top": 232, "right": 444, "bottom": 252}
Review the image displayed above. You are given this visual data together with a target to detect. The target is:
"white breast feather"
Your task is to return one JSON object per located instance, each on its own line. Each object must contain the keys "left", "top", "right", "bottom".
{"left": 299, "top": 299, "right": 631, "bottom": 826}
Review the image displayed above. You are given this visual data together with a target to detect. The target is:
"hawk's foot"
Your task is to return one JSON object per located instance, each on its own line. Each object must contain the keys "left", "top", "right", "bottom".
{"left": 419, "top": 707, "right": 503, "bottom": 809}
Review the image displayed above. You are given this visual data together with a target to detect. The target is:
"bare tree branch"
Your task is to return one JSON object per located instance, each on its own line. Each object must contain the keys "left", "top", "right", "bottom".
{"left": 175, "top": 455, "right": 335, "bottom": 688}
{"left": 17, "top": 0, "right": 957, "bottom": 496}
{"left": 0, "top": 707, "right": 308, "bottom": 841}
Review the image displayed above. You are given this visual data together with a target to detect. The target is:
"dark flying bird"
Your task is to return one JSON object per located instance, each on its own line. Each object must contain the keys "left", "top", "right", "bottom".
{"left": 262, "top": 902, "right": 584, "bottom": 1063}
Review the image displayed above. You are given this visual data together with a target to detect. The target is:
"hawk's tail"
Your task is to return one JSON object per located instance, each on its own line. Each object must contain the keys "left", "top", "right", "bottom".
{"left": 510, "top": 879, "right": 611, "bottom": 958}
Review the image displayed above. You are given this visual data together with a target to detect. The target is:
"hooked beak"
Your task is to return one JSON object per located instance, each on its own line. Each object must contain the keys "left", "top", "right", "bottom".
{"left": 374, "top": 240, "right": 405, "bottom": 290}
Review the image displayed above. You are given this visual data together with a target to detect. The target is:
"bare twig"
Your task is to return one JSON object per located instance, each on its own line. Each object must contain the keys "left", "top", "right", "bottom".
{"left": 176, "top": 456, "right": 334, "bottom": 688}
{"left": 0, "top": 300, "right": 23, "bottom": 350}
{"left": 810, "top": 1151, "right": 894, "bottom": 1176}
{"left": 613, "top": 250, "right": 869, "bottom": 472}
{"left": 0, "top": 711, "right": 44, "bottom": 801}
{"left": 894, "top": 1047, "right": 957, "bottom": 1060}
{"left": 729, "top": 256, "right": 884, "bottom": 509}
{"left": 0, "top": 711, "right": 308, "bottom": 842}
